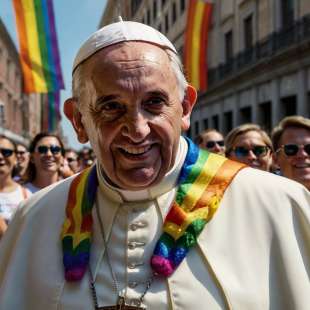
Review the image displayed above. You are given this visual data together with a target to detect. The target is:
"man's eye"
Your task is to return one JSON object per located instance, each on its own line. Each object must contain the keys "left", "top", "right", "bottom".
{"left": 144, "top": 97, "right": 165, "bottom": 108}
{"left": 101, "top": 101, "right": 124, "bottom": 111}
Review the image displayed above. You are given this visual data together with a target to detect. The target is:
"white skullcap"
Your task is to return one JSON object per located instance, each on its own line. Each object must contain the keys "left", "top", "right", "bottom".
{"left": 73, "top": 21, "right": 177, "bottom": 73}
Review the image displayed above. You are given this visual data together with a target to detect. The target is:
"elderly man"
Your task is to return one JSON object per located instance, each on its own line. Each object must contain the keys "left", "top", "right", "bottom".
{"left": 272, "top": 115, "right": 310, "bottom": 190}
{"left": 0, "top": 21, "right": 309, "bottom": 310}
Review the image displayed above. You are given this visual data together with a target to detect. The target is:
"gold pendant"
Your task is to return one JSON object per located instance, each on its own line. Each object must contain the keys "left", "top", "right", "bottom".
{"left": 96, "top": 295, "right": 145, "bottom": 310}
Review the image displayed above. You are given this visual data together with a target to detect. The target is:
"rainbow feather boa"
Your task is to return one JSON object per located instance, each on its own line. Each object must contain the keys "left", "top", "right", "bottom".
{"left": 61, "top": 138, "right": 244, "bottom": 281}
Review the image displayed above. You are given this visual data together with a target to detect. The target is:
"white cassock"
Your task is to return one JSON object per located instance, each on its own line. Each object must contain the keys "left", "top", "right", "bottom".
{"left": 0, "top": 137, "right": 309, "bottom": 310}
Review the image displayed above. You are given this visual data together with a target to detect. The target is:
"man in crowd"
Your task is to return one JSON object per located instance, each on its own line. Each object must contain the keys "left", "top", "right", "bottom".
{"left": 272, "top": 115, "right": 310, "bottom": 190}
{"left": 14, "top": 143, "right": 30, "bottom": 181}
{"left": 0, "top": 21, "right": 309, "bottom": 309}
{"left": 64, "top": 148, "right": 80, "bottom": 174}
{"left": 195, "top": 129, "right": 225, "bottom": 155}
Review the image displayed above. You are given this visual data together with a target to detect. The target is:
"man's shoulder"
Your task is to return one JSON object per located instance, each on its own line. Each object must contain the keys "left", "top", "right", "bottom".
{"left": 18, "top": 174, "right": 76, "bottom": 220}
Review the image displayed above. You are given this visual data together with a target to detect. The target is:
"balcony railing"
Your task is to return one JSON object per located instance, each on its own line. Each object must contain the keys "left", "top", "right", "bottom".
{"left": 208, "top": 14, "right": 310, "bottom": 89}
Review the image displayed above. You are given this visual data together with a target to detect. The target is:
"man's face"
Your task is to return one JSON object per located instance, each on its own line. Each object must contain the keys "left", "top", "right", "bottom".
{"left": 200, "top": 131, "right": 225, "bottom": 155}
{"left": 275, "top": 127, "right": 310, "bottom": 189}
{"left": 65, "top": 151, "right": 80, "bottom": 173}
{"left": 16, "top": 145, "right": 29, "bottom": 169}
{"left": 70, "top": 42, "right": 195, "bottom": 190}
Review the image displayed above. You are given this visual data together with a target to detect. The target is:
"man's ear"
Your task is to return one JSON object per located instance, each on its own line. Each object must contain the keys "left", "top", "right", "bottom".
{"left": 181, "top": 85, "right": 197, "bottom": 131}
{"left": 64, "top": 98, "right": 89, "bottom": 144}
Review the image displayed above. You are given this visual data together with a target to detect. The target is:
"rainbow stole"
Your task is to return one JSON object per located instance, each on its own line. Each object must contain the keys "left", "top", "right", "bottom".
{"left": 61, "top": 165, "right": 98, "bottom": 281}
{"left": 150, "top": 139, "right": 245, "bottom": 276}
{"left": 61, "top": 139, "right": 245, "bottom": 281}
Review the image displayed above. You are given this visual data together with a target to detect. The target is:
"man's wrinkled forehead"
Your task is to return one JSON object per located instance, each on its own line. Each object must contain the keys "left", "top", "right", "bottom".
{"left": 72, "top": 21, "right": 177, "bottom": 73}
{"left": 84, "top": 41, "right": 169, "bottom": 71}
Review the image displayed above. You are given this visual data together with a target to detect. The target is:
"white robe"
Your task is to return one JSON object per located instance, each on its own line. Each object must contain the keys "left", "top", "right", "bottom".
{"left": 0, "top": 138, "right": 309, "bottom": 309}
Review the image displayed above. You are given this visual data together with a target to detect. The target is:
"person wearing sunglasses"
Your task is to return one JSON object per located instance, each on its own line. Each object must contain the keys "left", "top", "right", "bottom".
{"left": 0, "top": 136, "right": 31, "bottom": 238}
{"left": 13, "top": 144, "right": 30, "bottom": 182}
{"left": 272, "top": 115, "right": 310, "bottom": 190}
{"left": 23, "top": 133, "right": 65, "bottom": 193}
{"left": 225, "top": 124, "right": 273, "bottom": 171}
{"left": 195, "top": 129, "right": 225, "bottom": 155}
{"left": 64, "top": 149, "right": 81, "bottom": 173}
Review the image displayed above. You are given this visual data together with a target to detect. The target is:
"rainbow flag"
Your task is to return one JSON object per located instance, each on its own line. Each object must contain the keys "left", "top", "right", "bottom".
{"left": 41, "top": 92, "right": 61, "bottom": 132}
{"left": 12, "top": 0, "right": 64, "bottom": 93}
{"left": 184, "top": 0, "right": 213, "bottom": 92}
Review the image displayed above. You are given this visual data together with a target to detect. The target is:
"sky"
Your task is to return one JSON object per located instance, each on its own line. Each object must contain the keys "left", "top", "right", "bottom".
{"left": 0, "top": 0, "right": 107, "bottom": 150}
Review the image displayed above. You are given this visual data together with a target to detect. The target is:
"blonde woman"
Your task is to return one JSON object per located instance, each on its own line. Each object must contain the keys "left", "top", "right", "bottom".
{"left": 225, "top": 124, "right": 273, "bottom": 171}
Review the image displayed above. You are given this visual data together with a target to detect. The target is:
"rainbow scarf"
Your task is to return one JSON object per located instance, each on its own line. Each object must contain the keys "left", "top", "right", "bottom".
{"left": 61, "top": 139, "right": 245, "bottom": 281}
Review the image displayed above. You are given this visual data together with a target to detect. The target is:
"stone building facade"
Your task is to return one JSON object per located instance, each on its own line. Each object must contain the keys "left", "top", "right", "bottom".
{"left": 99, "top": 0, "right": 310, "bottom": 139}
{"left": 0, "top": 18, "right": 42, "bottom": 145}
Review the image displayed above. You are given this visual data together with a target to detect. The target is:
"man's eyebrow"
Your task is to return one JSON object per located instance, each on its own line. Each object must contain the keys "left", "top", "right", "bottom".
{"left": 146, "top": 90, "right": 169, "bottom": 99}
{"left": 95, "top": 95, "right": 120, "bottom": 104}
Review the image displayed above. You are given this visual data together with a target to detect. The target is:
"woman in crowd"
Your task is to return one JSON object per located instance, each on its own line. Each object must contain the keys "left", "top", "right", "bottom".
{"left": 24, "top": 133, "right": 65, "bottom": 193}
{"left": 195, "top": 129, "right": 226, "bottom": 155}
{"left": 225, "top": 124, "right": 273, "bottom": 171}
{"left": 0, "top": 135, "right": 31, "bottom": 238}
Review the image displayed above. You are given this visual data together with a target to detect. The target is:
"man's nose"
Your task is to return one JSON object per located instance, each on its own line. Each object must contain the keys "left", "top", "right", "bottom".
{"left": 122, "top": 111, "right": 151, "bottom": 142}
{"left": 247, "top": 150, "right": 257, "bottom": 159}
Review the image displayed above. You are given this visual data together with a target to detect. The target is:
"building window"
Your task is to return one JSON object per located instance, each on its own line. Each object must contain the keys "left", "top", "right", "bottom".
{"left": 212, "top": 115, "right": 219, "bottom": 130}
{"left": 172, "top": 2, "right": 177, "bottom": 24}
{"left": 240, "top": 106, "right": 252, "bottom": 124}
{"left": 165, "top": 13, "right": 169, "bottom": 33}
{"left": 281, "top": 0, "right": 295, "bottom": 29}
{"left": 203, "top": 118, "right": 209, "bottom": 130}
{"left": 244, "top": 14, "right": 253, "bottom": 50}
{"left": 153, "top": 1, "right": 157, "bottom": 20}
{"left": 281, "top": 95, "right": 297, "bottom": 117}
{"left": 162, "top": 0, "right": 167, "bottom": 7}
{"left": 223, "top": 111, "right": 233, "bottom": 134}
{"left": 195, "top": 121, "right": 199, "bottom": 136}
{"left": 225, "top": 30, "right": 233, "bottom": 62}
{"left": 158, "top": 23, "right": 162, "bottom": 33}
{"left": 258, "top": 102, "right": 272, "bottom": 133}
{"left": 147, "top": 9, "right": 151, "bottom": 25}
{"left": 181, "top": 0, "right": 186, "bottom": 13}
{"left": 131, "top": 0, "right": 142, "bottom": 16}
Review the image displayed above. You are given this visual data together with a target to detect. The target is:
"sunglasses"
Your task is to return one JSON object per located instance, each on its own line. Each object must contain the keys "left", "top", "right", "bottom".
{"left": 279, "top": 144, "right": 310, "bottom": 156}
{"left": 233, "top": 145, "right": 269, "bottom": 158}
{"left": 16, "top": 151, "right": 28, "bottom": 156}
{"left": 0, "top": 148, "right": 15, "bottom": 158}
{"left": 37, "top": 145, "right": 62, "bottom": 155}
{"left": 205, "top": 140, "right": 225, "bottom": 148}
{"left": 66, "top": 157, "right": 77, "bottom": 163}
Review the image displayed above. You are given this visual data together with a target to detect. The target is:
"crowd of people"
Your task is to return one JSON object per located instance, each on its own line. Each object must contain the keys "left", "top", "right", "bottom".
{"left": 0, "top": 20, "right": 309, "bottom": 309}
{"left": 0, "top": 133, "right": 95, "bottom": 238}
{"left": 196, "top": 115, "right": 310, "bottom": 191}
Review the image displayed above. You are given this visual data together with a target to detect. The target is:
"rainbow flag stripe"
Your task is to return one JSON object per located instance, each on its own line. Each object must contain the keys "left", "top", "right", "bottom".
{"left": 184, "top": 0, "right": 213, "bottom": 91}
{"left": 61, "top": 165, "right": 98, "bottom": 282}
{"left": 12, "top": 0, "right": 64, "bottom": 93}
{"left": 61, "top": 139, "right": 245, "bottom": 281}
{"left": 151, "top": 138, "right": 245, "bottom": 276}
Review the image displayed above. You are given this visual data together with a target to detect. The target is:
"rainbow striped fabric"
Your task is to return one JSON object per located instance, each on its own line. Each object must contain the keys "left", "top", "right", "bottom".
{"left": 41, "top": 91, "right": 61, "bottom": 132}
{"left": 61, "top": 165, "right": 98, "bottom": 281}
{"left": 184, "top": 0, "right": 213, "bottom": 91}
{"left": 61, "top": 139, "right": 245, "bottom": 281}
{"left": 151, "top": 139, "right": 244, "bottom": 276}
{"left": 12, "top": 0, "right": 64, "bottom": 93}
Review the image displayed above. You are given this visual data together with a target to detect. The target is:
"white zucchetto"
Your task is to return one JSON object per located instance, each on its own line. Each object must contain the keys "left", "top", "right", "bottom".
{"left": 73, "top": 21, "right": 177, "bottom": 73}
